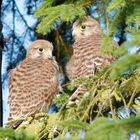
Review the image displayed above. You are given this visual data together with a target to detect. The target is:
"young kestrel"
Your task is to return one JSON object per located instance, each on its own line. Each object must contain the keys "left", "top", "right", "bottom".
{"left": 67, "top": 16, "right": 114, "bottom": 80}
{"left": 66, "top": 16, "right": 115, "bottom": 102}
{"left": 8, "top": 40, "right": 59, "bottom": 120}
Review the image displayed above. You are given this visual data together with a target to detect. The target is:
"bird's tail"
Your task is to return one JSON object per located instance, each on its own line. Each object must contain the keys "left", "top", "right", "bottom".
{"left": 6, "top": 115, "right": 24, "bottom": 129}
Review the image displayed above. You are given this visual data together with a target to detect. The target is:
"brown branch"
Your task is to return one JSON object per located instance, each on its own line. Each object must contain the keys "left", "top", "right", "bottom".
{"left": 104, "top": 0, "right": 109, "bottom": 33}
{"left": 0, "top": 0, "right": 3, "bottom": 127}
{"left": 80, "top": 0, "right": 97, "bottom": 8}
{"left": 127, "top": 88, "right": 136, "bottom": 108}
{"left": 14, "top": 0, "right": 34, "bottom": 31}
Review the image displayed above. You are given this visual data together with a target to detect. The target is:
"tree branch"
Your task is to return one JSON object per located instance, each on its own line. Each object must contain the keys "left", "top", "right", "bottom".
{"left": 0, "top": 0, "right": 3, "bottom": 127}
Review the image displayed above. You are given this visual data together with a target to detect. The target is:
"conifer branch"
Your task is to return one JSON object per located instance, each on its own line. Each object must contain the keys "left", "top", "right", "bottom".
{"left": 80, "top": 0, "right": 96, "bottom": 8}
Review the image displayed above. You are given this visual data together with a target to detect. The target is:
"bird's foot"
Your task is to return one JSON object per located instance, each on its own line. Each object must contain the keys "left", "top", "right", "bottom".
{"left": 68, "top": 86, "right": 87, "bottom": 105}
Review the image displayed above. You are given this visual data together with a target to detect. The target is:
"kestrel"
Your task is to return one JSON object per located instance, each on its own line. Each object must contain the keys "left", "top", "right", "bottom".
{"left": 67, "top": 16, "right": 114, "bottom": 80}
{"left": 66, "top": 16, "right": 115, "bottom": 102}
{"left": 8, "top": 40, "right": 59, "bottom": 121}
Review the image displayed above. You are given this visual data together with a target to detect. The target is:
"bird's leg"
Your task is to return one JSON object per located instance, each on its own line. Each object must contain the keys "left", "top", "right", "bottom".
{"left": 15, "top": 114, "right": 48, "bottom": 131}
{"left": 6, "top": 118, "right": 25, "bottom": 129}
{"left": 68, "top": 86, "right": 87, "bottom": 105}
{"left": 18, "top": 117, "right": 34, "bottom": 129}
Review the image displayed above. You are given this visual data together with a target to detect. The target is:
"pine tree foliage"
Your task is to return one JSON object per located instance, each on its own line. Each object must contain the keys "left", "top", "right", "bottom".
{"left": 108, "top": 0, "right": 140, "bottom": 78}
{"left": 35, "top": 4, "right": 86, "bottom": 34}
{"left": 1, "top": 0, "right": 140, "bottom": 139}
{"left": 35, "top": 0, "right": 92, "bottom": 35}
{"left": 2, "top": 65, "right": 140, "bottom": 139}
{"left": 1, "top": 115, "right": 140, "bottom": 139}
{"left": 108, "top": 0, "right": 140, "bottom": 35}
{"left": 0, "top": 127, "right": 35, "bottom": 140}
{"left": 85, "top": 117, "right": 140, "bottom": 140}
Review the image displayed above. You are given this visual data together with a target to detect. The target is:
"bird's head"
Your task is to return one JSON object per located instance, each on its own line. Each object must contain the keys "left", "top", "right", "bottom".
{"left": 72, "top": 16, "right": 102, "bottom": 39}
{"left": 26, "top": 40, "right": 54, "bottom": 59}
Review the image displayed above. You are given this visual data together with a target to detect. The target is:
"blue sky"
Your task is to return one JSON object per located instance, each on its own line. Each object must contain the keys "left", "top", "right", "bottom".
{"left": 2, "top": 0, "right": 39, "bottom": 125}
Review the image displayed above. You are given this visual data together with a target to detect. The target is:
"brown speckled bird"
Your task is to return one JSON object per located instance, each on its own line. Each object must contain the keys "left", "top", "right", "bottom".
{"left": 66, "top": 16, "right": 115, "bottom": 102}
{"left": 8, "top": 40, "right": 59, "bottom": 120}
{"left": 67, "top": 16, "right": 114, "bottom": 80}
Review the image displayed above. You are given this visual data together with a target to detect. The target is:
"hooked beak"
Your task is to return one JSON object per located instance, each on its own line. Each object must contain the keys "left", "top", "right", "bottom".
{"left": 48, "top": 56, "right": 53, "bottom": 60}
{"left": 47, "top": 51, "right": 53, "bottom": 60}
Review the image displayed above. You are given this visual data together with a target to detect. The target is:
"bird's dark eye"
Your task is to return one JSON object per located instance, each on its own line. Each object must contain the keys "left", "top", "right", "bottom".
{"left": 38, "top": 48, "right": 44, "bottom": 52}
{"left": 80, "top": 25, "right": 86, "bottom": 30}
